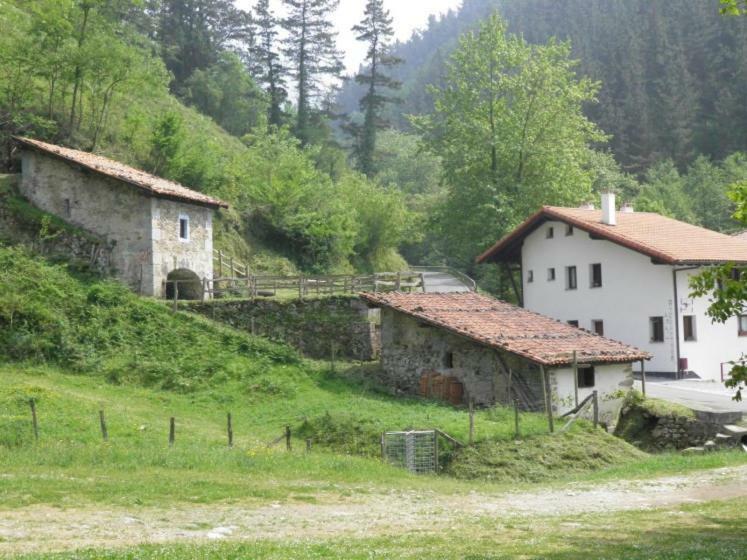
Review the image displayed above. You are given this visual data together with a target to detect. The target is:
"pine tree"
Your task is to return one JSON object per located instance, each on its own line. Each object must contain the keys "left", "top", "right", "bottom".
{"left": 281, "top": 0, "right": 343, "bottom": 145}
{"left": 351, "top": 0, "right": 402, "bottom": 177}
{"left": 251, "top": 0, "right": 286, "bottom": 128}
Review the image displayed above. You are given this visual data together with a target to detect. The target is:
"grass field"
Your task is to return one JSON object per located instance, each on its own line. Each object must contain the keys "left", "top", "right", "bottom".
{"left": 10, "top": 498, "right": 747, "bottom": 559}
{"left": 2, "top": 248, "right": 747, "bottom": 558}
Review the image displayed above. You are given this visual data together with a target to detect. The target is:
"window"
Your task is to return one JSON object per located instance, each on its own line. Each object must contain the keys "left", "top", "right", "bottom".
{"left": 179, "top": 215, "right": 190, "bottom": 241}
{"left": 547, "top": 268, "right": 556, "bottom": 281}
{"left": 592, "top": 320, "right": 604, "bottom": 336}
{"left": 443, "top": 351, "right": 454, "bottom": 369}
{"left": 546, "top": 227, "right": 554, "bottom": 239}
{"left": 527, "top": 270, "right": 534, "bottom": 283}
{"left": 567, "top": 320, "right": 579, "bottom": 327}
{"left": 590, "top": 263, "right": 602, "bottom": 288}
{"left": 566, "top": 266, "right": 577, "bottom": 290}
{"left": 63, "top": 198, "right": 71, "bottom": 218}
{"left": 577, "top": 366, "right": 595, "bottom": 388}
{"left": 739, "top": 315, "right": 747, "bottom": 337}
{"left": 565, "top": 224, "right": 574, "bottom": 236}
{"left": 650, "top": 316, "right": 664, "bottom": 343}
{"left": 683, "top": 315, "right": 696, "bottom": 341}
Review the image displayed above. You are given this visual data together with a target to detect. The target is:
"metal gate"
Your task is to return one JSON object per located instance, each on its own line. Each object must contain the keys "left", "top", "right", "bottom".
{"left": 382, "top": 430, "right": 438, "bottom": 474}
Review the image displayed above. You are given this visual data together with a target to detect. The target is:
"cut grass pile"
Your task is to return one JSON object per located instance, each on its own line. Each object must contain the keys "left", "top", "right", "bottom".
{"left": 448, "top": 424, "right": 646, "bottom": 482}
{"left": 15, "top": 499, "right": 747, "bottom": 560}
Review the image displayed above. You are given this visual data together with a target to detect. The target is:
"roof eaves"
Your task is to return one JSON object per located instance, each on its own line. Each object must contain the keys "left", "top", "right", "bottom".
{"left": 14, "top": 136, "right": 229, "bottom": 209}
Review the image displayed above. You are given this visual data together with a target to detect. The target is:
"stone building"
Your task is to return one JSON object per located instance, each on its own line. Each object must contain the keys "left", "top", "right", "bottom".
{"left": 14, "top": 136, "right": 227, "bottom": 298}
{"left": 361, "top": 292, "right": 650, "bottom": 426}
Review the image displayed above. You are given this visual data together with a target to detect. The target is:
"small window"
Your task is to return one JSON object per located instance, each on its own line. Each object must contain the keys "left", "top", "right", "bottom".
{"left": 63, "top": 198, "right": 71, "bottom": 218}
{"left": 566, "top": 266, "right": 577, "bottom": 290}
{"left": 547, "top": 268, "right": 556, "bottom": 281}
{"left": 546, "top": 227, "right": 554, "bottom": 239}
{"left": 527, "top": 270, "right": 534, "bottom": 283}
{"left": 179, "top": 215, "right": 190, "bottom": 241}
{"left": 739, "top": 315, "right": 747, "bottom": 336}
{"left": 590, "top": 263, "right": 602, "bottom": 288}
{"left": 592, "top": 320, "right": 604, "bottom": 336}
{"left": 443, "top": 351, "right": 454, "bottom": 369}
{"left": 650, "top": 316, "right": 664, "bottom": 343}
{"left": 567, "top": 320, "right": 579, "bottom": 327}
{"left": 565, "top": 224, "right": 574, "bottom": 236}
{"left": 577, "top": 366, "right": 595, "bottom": 388}
{"left": 683, "top": 315, "right": 696, "bottom": 341}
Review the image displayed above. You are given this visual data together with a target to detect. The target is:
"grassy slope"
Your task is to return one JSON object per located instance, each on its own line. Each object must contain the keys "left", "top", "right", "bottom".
{"left": 2, "top": 249, "right": 746, "bottom": 509}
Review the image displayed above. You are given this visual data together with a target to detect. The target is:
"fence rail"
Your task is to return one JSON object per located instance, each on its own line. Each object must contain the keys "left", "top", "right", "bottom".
{"left": 164, "top": 271, "right": 425, "bottom": 303}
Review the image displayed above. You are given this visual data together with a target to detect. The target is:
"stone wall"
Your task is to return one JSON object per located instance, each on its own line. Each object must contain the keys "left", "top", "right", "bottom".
{"left": 615, "top": 395, "right": 722, "bottom": 451}
{"left": 19, "top": 151, "right": 153, "bottom": 292}
{"left": 150, "top": 197, "right": 213, "bottom": 297}
{"left": 0, "top": 174, "right": 112, "bottom": 274}
{"left": 185, "top": 296, "right": 380, "bottom": 361}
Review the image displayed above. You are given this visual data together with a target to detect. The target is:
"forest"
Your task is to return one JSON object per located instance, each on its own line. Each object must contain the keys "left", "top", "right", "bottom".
{"left": 1, "top": 0, "right": 747, "bottom": 294}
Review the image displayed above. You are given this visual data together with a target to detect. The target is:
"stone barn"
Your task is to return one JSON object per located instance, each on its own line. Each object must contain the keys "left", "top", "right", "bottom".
{"left": 14, "top": 136, "right": 227, "bottom": 298}
{"left": 360, "top": 292, "right": 650, "bottom": 426}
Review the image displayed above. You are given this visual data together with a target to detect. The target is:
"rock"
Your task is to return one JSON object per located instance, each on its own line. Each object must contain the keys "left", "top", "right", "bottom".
{"left": 703, "top": 440, "right": 717, "bottom": 452}
{"left": 681, "top": 446, "right": 705, "bottom": 454}
{"left": 722, "top": 424, "right": 747, "bottom": 437}
{"left": 715, "top": 433, "right": 735, "bottom": 448}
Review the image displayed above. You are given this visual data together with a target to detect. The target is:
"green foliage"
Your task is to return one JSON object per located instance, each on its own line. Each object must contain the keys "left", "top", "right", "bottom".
{"left": 0, "top": 246, "right": 298, "bottom": 391}
{"left": 412, "top": 14, "right": 603, "bottom": 271}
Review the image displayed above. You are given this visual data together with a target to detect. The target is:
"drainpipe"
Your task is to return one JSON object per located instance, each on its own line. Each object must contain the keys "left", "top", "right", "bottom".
{"left": 672, "top": 266, "right": 700, "bottom": 379}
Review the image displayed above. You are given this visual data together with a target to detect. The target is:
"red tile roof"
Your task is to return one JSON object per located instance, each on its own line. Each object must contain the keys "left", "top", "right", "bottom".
{"left": 477, "top": 206, "right": 747, "bottom": 265}
{"left": 360, "top": 292, "right": 649, "bottom": 367}
{"left": 15, "top": 137, "right": 228, "bottom": 209}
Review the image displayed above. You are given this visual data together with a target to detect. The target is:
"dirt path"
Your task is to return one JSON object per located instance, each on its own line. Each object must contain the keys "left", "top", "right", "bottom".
{"left": 2, "top": 466, "right": 746, "bottom": 555}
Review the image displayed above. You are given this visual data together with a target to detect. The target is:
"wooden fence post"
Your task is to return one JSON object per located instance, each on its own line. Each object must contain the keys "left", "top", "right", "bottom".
{"left": 169, "top": 417, "right": 175, "bottom": 446}
{"left": 640, "top": 359, "right": 647, "bottom": 396}
{"left": 285, "top": 425, "right": 291, "bottom": 451}
{"left": 507, "top": 368, "right": 513, "bottom": 407}
{"left": 593, "top": 390, "right": 599, "bottom": 428}
{"left": 99, "top": 409, "right": 108, "bottom": 442}
{"left": 540, "top": 365, "right": 554, "bottom": 433}
{"left": 172, "top": 281, "right": 178, "bottom": 312}
{"left": 201, "top": 277, "right": 207, "bottom": 302}
{"left": 514, "top": 399, "right": 520, "bottom": 439}
{"left": 468, "top": 398, "right": 475, "bottom": 445}
{"left": 306, "top": 438, "right": 312, "bottom": 453}
{"left": 227, "top": 413, "right": 233, "bottom": 448}
{"left": 29, "top": 399, "right": 39, "bottom": 442}
{"left": 572, "top": 350, "right": 579, "bottom": 408}
{"left": 380, "top": 432, "right": 386, "bottom": 461}
{"left": 330, "top": 342, "right": 337, "bottom": 373}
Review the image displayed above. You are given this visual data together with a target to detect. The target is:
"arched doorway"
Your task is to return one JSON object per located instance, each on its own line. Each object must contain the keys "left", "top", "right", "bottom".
{"left": 165, "top": 269, "right": 202, "bottom": 300}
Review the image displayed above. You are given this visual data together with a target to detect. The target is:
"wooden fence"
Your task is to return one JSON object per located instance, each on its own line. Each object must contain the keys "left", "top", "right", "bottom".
{"left": 164, "top": 271, "right": 425, "bottom": 304}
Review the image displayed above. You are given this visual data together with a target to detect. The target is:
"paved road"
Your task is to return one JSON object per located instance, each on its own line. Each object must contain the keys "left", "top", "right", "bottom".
{"left": 635, "top": 378, "right": 747, "bottom": 415}
{"left": 420, "top": 271, "right": 473, "bottom": 293}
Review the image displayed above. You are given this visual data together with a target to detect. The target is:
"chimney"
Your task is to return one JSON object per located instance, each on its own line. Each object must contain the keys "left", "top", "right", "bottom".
{"left": 621, "top": 202, "right": 635, "bottom": 214}
{"left": 601, "top": 192, "right": 616, "bottom": 226}
{"left": 579, "top": 202, "right": 595, "bottom": 210}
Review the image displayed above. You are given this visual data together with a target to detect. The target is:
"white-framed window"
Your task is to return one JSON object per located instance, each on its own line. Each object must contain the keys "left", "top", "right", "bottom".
{"left": 592, "top": 320, "right": 604, "bottom": 336}
{"left": 650, "top": 316, "right": 664, "bottom": 343}
{"left": 577, "top": 366, "right": 595, "bottom": 388}
{"left": 683, "top": 315, "right": 696, "bottom": 341}
{"left": 179, "top": 214, "right": 190, "bottom": 241}
{"left": 546, "top": 226, "right": 555, "bottom": 239}
{"left": 527, "top": 270, "right": 534, "bottom": 283}
{"left": 565, "top": 224, "right": 574, "bottom": 236}
{"left": 566, "top": 266, "right": 577, "bottom": 290}
{"left": 739, "top": 315, "right": 747, "bottom": 337}
{"left": 547, "top": 268, "right": 556, "bottom": 281}
{"left": 590, "top": 263, "right": 602, "bottom": 288}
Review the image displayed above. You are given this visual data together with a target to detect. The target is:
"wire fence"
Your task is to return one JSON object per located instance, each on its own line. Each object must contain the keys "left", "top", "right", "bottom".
{"left": 382, "top": 430, "right": 439, "bottom": 474}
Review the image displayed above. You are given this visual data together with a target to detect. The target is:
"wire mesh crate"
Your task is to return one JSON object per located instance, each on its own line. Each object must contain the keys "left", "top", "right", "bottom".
{"left": 382, "top": 430, "right": 438, "bottom": 474}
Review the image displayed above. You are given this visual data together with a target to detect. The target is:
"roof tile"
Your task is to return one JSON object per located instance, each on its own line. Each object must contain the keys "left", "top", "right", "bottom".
{"left": 15, "top": 137, "right": 228, "bottom": 209}
{"left": 360, "top": 291, "right": 650, "bottom": 366}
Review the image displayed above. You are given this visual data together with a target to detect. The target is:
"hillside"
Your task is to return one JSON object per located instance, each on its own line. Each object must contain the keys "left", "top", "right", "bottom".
{"left": 339, "top": 0, "right": 747, "bottom": 173}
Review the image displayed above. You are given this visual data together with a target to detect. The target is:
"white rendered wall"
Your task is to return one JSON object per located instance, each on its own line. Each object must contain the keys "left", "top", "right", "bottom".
{"left": 521, "top": 220, "right": 747, "bottom": 380}
{"left": 675, "top": 269, "right": 745, "bottom": 381}
{"left": 552, "top": 363, "right": 632, "bottom": 426}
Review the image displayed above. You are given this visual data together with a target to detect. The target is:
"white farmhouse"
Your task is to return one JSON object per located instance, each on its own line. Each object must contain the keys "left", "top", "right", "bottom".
{"left": 477, "top": 193, "right": 747, "bottom": 382}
